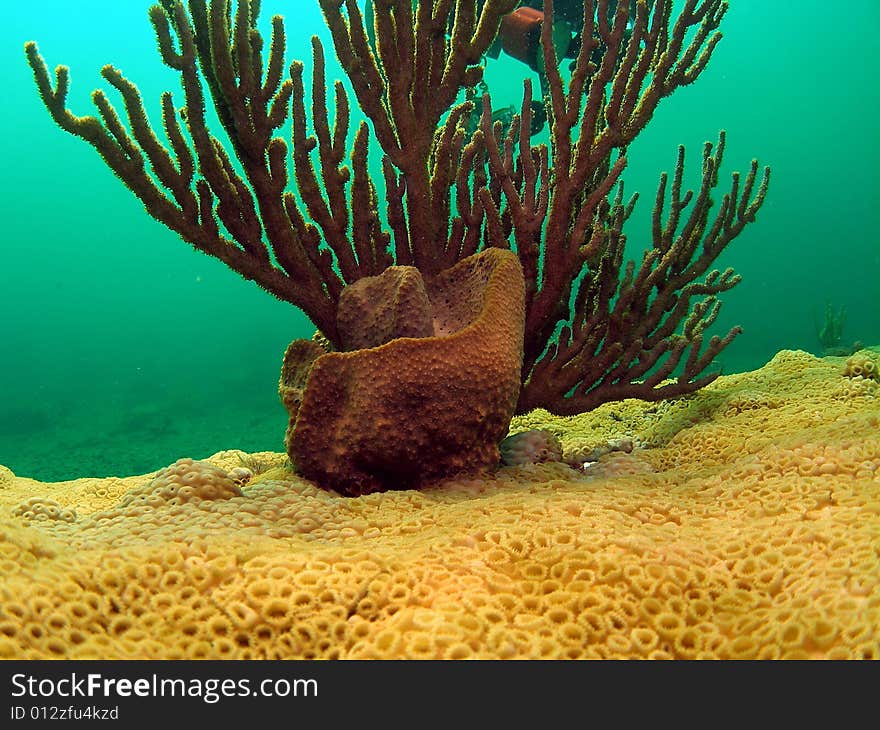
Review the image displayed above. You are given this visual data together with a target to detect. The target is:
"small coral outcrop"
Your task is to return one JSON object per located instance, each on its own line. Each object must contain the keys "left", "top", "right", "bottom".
{"left": 12, "top": 497, "right": 76, "bottom": 524}
{"left": 499, "top": 430, "right": 564, "bottom": 466}
{"left": 843, "top": 351, "right": 879, "bottom": 382}
{"left": 280, "top": 248, "right": 525, "bottom": 495}
{"left": 117, "top": 458, "right": 243, "bottom": 509}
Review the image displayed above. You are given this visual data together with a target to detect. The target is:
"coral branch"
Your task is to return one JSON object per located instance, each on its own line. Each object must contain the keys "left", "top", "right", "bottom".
{"left": 28, "top": 0, "right": 771, "bottom": 431}
{"left": 518, "top": 133, "right": 769, "bottom": 414}
{"left": 27, "top": 0, "right": 401, "bottom": 347}
{"left": 319, "top": 0, "right": 516, "bottom": 274}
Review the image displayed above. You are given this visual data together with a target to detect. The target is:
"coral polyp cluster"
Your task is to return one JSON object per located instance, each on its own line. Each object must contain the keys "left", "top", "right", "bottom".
{"left": 117, "top": 458, "right": 243, "bottom": 509}
{"left": 1, "top": 350, "right": 877, "bottom": 659}
{"left": 844, "top": 350, "right": 879, "bottom": 381}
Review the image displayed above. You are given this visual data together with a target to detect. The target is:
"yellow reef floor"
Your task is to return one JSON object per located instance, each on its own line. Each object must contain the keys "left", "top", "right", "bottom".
{"left": 1, "top": 349, "right": 878, "bottom": 659}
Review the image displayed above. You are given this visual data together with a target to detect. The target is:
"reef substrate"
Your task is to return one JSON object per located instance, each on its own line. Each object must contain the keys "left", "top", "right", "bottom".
{"left": 1, "top": 349, "right": 878, "bottom": 659}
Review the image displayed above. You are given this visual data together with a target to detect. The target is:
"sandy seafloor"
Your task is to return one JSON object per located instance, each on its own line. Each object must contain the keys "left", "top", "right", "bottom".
{"left": 0, "top": 348, "right": 878, "bottom": 659}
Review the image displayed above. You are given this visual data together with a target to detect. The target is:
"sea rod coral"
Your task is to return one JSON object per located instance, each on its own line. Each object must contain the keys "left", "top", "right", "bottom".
{"left": 25, "top": 0, "right": 769, "bottom": 492}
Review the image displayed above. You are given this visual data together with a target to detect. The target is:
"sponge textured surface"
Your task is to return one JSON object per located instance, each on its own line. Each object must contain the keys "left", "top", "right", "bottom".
{"left": 283, "top": 248, "right": 526, "bottom": 495}
{"left": 1, "top": 350, "right": 878, "bottom": 659}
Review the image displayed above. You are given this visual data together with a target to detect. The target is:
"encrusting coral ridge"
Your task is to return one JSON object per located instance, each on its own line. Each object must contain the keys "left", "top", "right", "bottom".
{"left": 1, "top": 350, "right": 878, "bottom": 660}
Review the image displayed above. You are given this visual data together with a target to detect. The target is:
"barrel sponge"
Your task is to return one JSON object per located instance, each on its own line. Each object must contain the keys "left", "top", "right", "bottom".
{"left": 282, "top": 248, "right": 526, "bottom": 495}
{"left": 117, "top": 458, "right": 242, "bottom": 509}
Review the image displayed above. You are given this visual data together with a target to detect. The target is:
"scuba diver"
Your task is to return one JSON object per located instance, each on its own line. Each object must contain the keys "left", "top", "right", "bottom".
{"left": 364, "top": 0, "right": 638, "bottom": 136}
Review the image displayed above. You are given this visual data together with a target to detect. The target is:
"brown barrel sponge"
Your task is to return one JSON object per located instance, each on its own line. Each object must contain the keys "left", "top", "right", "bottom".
{"left": 279, "top": 248, "right": 525, "bottom": 496}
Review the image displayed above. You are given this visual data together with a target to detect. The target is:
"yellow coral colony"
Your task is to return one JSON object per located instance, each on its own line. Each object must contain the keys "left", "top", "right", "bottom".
{"left": 1, "top": 349, "right": 878, "bottom": 660}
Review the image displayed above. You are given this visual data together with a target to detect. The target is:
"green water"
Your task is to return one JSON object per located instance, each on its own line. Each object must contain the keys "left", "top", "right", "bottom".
{"left": 1, "top": 1, "right": 878, "bottom": 481}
